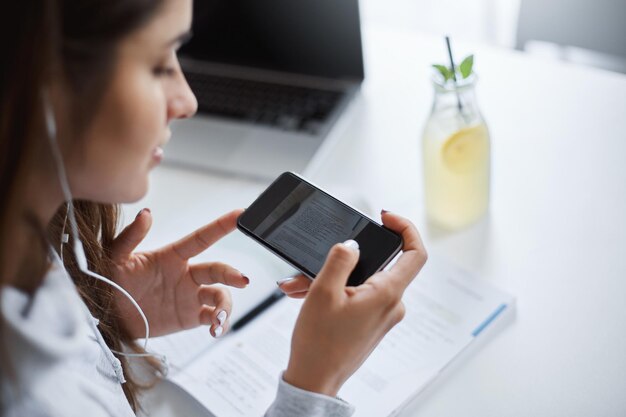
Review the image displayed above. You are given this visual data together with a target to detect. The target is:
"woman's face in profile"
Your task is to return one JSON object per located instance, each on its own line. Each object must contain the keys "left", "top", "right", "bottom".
{"left": 66, "top": 0, "right": 198, "bottom": 204}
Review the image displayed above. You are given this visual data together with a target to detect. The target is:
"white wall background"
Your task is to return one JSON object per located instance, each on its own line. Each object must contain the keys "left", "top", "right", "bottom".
{"left": 360, "top": 0, "right": 626, "bottom": 73}
{"left": 360, "top": 0, "right": 522, "bottom": 47}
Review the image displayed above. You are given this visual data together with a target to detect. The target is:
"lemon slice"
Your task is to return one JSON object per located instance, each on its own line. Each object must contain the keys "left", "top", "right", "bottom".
{"left": 441, "top": 125, "right": 488, "bottom": 173}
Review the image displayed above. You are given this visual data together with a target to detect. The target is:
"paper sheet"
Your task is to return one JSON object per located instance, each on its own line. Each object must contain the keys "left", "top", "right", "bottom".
{"left": 167, "top": 255, "right": 514, "bottom": 417}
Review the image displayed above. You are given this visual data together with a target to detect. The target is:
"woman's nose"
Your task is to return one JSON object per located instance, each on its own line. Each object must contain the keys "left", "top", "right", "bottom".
{"left": 167, "top": 74, "right": 198, "bottom": 121}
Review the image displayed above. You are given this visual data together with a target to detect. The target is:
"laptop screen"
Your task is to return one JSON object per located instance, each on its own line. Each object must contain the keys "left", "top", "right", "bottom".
{"left": 179, "top": 0, "right": 364, "bottom": 81}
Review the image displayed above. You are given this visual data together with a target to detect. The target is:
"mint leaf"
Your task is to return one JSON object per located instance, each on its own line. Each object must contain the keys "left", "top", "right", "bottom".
{"left": 432, "top": 64, "right": 453, "bottom": 81}
{"left": 459, "top": 55, "right": 474, "bottom": 79}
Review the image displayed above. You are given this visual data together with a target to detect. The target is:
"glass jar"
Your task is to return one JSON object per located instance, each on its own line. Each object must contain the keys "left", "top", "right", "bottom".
{"left": 422, "top": 74, "right": 491, "bottom": 230}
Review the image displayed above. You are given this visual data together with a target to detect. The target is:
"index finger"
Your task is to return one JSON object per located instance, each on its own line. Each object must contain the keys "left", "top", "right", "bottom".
{"left": 372, "top": 211, "right": 427, "bottom": 291}
{"left": 171, "top": 209, "right": 244, "bottom": 260}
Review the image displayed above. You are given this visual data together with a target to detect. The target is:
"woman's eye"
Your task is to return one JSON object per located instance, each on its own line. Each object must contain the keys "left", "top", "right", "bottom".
{"left": 153, "top": 66, "right": 176, "bottom": 77}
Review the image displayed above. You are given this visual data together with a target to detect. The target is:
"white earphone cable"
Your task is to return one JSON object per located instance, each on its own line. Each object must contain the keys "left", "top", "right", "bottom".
{"left": 44, "top": 92, "right": 152, "bottom": 353}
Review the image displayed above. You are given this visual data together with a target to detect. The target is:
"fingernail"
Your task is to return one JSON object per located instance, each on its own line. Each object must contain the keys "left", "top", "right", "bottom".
{"left": 242, "top": 275, "right": 250, "bottom": 285}
{"left": 217, "top": 310, "right": 227, "bottom": 326}
{"left": 342, "top": 239, "right": 360, "bottom": 251}
{"left": 136, "top": 208, "right": 151, "bottom": 219}
{"left": 214, "top": 325, "right": 223, "bottom": 338}
{"left": 381, "top": 209, "right": 389, "bottom": 215}
{"left": 276, "top": 277, "right": 295, "bottom": 286}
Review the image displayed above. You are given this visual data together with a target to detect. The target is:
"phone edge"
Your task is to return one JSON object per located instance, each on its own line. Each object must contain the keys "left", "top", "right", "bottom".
{"left": 237, "top": 171, "right": 405, "bottom": 284}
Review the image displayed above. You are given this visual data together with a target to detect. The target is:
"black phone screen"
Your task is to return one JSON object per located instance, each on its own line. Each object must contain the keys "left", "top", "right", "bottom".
{"left": 238, "top": 172, "right": 403, "bottom": 286}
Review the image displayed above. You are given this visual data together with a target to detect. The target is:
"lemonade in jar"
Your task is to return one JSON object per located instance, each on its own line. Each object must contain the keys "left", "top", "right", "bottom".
{"left": 423, "top": 53, "right": 490, "bottom": 230}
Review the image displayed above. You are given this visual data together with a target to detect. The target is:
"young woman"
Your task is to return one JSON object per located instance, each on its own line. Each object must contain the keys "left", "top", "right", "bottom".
{"left": 0, "top": 0, "right": 427, "bottom": 416}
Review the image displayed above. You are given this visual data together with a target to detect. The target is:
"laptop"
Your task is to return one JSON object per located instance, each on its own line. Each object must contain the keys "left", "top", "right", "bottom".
{"left": 166, "top": 0, "right": 365, "bottom": 180}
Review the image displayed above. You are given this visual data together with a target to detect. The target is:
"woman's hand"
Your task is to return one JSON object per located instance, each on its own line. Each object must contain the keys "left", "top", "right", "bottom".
{"left": 282, "top": 211, "right": 427, "bottom": 396}
{"left": 109, "top": 209, "right": 248, "bottom": 339}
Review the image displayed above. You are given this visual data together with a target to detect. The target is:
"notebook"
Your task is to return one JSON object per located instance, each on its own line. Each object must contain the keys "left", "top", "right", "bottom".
{"left": 148, "top": 253, "right": 515, "bottom": 417}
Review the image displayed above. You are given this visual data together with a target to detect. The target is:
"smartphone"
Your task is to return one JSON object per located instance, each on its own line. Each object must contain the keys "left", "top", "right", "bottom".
{"left": 237, "top": 172, "right": 403, "bottom": 286}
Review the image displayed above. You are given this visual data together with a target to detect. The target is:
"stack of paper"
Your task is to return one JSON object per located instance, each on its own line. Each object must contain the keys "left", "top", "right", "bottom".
{"left": 153, "top": 255, "right": 514, "bottom": 417}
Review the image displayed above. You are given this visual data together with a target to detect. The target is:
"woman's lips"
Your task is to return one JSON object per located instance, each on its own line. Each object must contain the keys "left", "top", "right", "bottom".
{"left": 152, "top": 130, "right": 170, "bottom": 165}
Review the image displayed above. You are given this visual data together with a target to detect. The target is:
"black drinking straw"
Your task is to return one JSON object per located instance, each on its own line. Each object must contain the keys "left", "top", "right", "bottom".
{"left": 445, "top": 36, "right": 464, "bottom": 115}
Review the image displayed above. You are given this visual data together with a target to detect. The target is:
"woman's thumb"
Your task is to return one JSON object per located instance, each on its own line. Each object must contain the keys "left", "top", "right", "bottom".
{"left": 311, "top": 240, "right": 360, "bottom": 295}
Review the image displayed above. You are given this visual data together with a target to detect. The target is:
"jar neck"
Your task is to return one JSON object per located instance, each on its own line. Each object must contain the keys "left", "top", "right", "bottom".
{"left": 431, "top": 76, "right": 482, "bottom": 124}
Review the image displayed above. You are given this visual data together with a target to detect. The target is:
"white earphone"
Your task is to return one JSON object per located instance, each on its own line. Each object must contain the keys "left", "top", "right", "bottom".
{"left": 43, "top": 92, "right": 168, "bottom": 375}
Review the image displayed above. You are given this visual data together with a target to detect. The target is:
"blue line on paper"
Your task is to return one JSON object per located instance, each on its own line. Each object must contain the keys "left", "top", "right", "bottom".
{"left": 472, "top": 303, "right": 507, "bottom": 337}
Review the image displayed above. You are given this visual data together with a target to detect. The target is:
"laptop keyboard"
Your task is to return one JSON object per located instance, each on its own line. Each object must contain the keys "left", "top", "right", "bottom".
{"left": 184, "top": 71, "right": 344, "bottom": 135}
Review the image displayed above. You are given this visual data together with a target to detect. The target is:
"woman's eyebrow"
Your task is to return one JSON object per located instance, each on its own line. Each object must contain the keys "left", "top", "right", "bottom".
{"left": 165, "top": 30, "right": 192, "bottom": 48}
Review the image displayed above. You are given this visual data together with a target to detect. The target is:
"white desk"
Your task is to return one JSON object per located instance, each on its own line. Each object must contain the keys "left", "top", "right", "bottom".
{"left": 129, "top": 29, "right": 626, "bottom": 416}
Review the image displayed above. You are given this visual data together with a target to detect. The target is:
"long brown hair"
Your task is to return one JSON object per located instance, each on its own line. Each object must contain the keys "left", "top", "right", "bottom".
{"left": 1, "top": 0, "right": 165, "bottom": 412}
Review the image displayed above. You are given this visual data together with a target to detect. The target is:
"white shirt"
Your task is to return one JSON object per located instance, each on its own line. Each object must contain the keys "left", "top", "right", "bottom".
{"left": 1, "top": 255, "right": 133, "bottom": 416}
